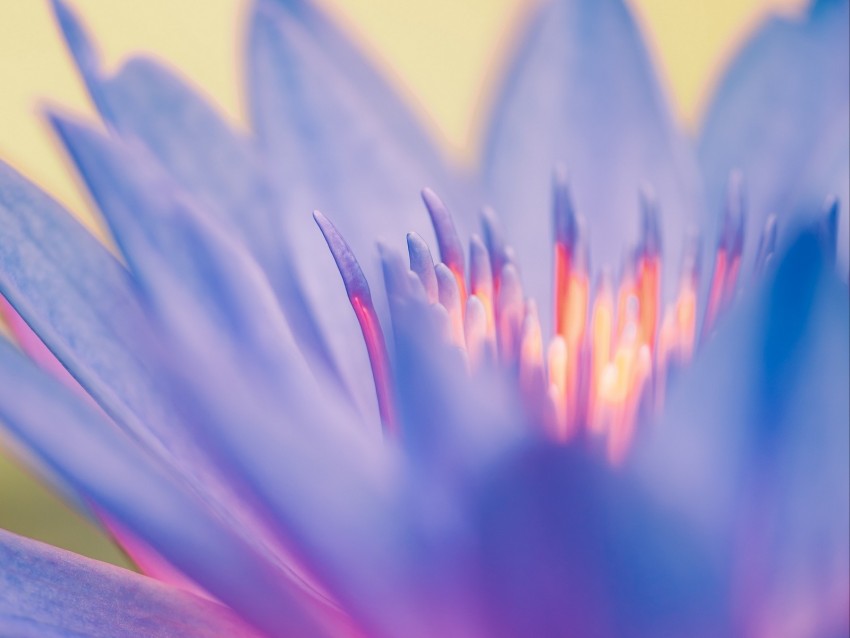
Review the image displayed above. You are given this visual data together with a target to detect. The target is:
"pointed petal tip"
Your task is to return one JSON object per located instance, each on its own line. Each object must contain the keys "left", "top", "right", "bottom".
{"left": 313, "top": 210, "right": 371, "bottom": 301}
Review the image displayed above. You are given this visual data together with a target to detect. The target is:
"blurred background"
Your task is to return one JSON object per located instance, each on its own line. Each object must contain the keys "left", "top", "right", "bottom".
{"left": 0, "top": 0, "right": 807, "bottom": 568}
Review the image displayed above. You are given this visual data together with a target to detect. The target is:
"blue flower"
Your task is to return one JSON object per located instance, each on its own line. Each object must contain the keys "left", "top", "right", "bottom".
{"left": 0, "top": 0, "right": 847, "bottom": 636}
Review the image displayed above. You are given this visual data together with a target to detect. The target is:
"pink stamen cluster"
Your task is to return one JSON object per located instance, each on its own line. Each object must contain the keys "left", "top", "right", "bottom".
{"left": 316, "top": 172, "right": 786, "bottom": 463}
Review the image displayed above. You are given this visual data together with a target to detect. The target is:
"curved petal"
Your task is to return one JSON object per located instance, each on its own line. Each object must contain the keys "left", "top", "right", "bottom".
{"left": 698, "top": 0, "right": 850, "bottom": 274}
{"left": 1, "top": 157, "right": 294, "bottom": 559}
{"left": 634, "top": 228, "right": 850, "bottom": 637}
{"left": 0, "top": 529, "right": 260, "bottom": 638}
{"left": 0, "top": 337, "right": 331, "bottom": 638}
{"left": 483, "top": 0, "right": 702, "bottom": 326}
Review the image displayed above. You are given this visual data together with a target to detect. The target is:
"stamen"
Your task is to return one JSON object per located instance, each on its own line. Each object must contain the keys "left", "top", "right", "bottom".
{"left": 519, "top": 301, "right": 546, "bottom": 400}
{"left": 464, "top": 295, "right": 492, "bottom": 368}
{"left": 496, "top": 263, "right": 525, "bottom": 364}
{"left": 552, "top": 170, "right": 579, "bottom": 341}
{"left": 588, "top": 273, "right": 614, "bottom": 433}
{"left": 435, "top": 262, "right": 465, "bottom": 350}
{"left": 481, "top": 205, "right": 510, "bottom": 295}
{"left": 422, "top": 188, "right": 467, "bottom": 303}
{"left": 546, "top": 336, "right": 569, "bottom": 441}
{"left": 406, "top": 232, "right": 439, "bottom": 304}
{"left": 313, "top": 211, "right": 396, "bottom": 434}
{"left": 636, "top": 189, "right": 661, "bottom": 349}
{"left": 469, "top": 234, "right": 495, "bottom": 338}
{"left": 606, "top": 344, "right": 651, "bottom": 465}
{"left": 703, "top": 172, "right": 746, "bottom": 338}
{"left": 321, "top": 167, "right": 778, "bottom": 461}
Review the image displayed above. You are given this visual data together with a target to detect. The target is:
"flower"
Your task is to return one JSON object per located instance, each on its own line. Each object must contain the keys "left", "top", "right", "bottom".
{"left": 0, "top": 0, "right": 847, "bottom": 637}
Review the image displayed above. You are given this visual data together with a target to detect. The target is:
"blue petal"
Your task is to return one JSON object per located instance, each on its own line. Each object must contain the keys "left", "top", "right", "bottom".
{"left": 54, "top": 132, "right": 412, "bottom": 632}
{"left": 0, "top": 529, "right": 261, "bottom": 638}
{"left": 141, "top": 279, "right": 411, "bottom": 637}
{"left": 51, "top": 0, "right": 347, "bottom": 400}
{"left": 263, "top": 0, "right": 454, "bottom": 177}
{"left": 470, "top": 443, "right": 732, "bottom": 637}
{"left": 49, "top": 116, "right": 299, "bottom": 362}
{"left": 0, "top": 338, "right": 330, "bottom": 638}
{"left": 483, "top": 0, "right": 702, "bottom": 326}
{"left": 2, "top": 149, "right": 350, "bottom": 621}
{"left": 51, "top": 114, "right": 371, "bottom": 436}
{"left": 634, "top": 228, "right": 850, "bottom": 636}
{"left": 0, "top": 160, "right": 175, "bottom": 460}
{"left": 246, "top": 1, "right": 472, "bottom": 411}
{"left": 698, "top": 0, "right": 850, "bottom": 275}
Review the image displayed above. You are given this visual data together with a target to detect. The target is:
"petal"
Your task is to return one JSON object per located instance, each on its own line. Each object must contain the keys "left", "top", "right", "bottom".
{"left": 698, "top": 0, "right": 850, "bottom": 274}
{"left": 0, "top": 337, "right": 330, "bottom": 638}
{"left": 51, "top": 0, "right": 346, "bottom": 398}
{"left": 483, "top": 0, "right": 702, "bottom": 326}
{"left": 634, "top": 228, "right": 850, "bottom": 637}
{"left": 0, "top": 160, "right": 172, "bottom": 459}
{"left": 247, "top": 0, "right": 470, "bottom": 416}
{"left": 1, "top": 155, "right": 291, "bottom": 553}
{"left": 51, "top": 118, "right": 411, "bottom": 631}
{"left": 260, "top": 0, "right": 450, "bottom": 175}
{"left": 470, "top": 443, "right": 732, "bottom": 637}
{"left": 0, "top": 529, "right": 260, "bottom": 638}
{"left": 142, "top": 270, "right": 403, "bottom": 636}
{"left": 49, "top": 115, "right": 299, "bottom": 364}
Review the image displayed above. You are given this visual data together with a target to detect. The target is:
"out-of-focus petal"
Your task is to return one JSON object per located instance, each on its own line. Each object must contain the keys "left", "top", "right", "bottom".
{"left": 635, "top": 228, "right": 849, "bottom": 637}
{"left": 0, "top": 338, "right": 332, "bottom": 638}
{"left": 0, "top": 529, "right": 260, "bottom": 638}
{"left": 483, "top": 0, "right": 701, "bottom": 326}
{"left": 698, "top": 0, "right": 850, "bottom": 273}
{"left": 263, "top": 0, "right": 451, "bottom": 175}
{"left": 0, "top": 160, "right": 172, "bottom": 458}
{"left": 50, "top": 0, "right": 348, "bottom": 399}
{"left": 470, "top": 443, "right": 732, "bottom": 638}
{"left": 49, "top": 118, "right": 393, "bottom": 620}
{"left": 145, "top": 280, "right": 409, "bottom": 637}
{"left": 49, "top": 115, "right": 300, "bottom": 368}
{"left": 247, "top": 0, "right": 470, "bottom": 415}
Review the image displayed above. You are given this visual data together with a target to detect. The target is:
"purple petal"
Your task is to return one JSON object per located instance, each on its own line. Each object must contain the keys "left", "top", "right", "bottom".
{"left": 246, "top": 1, "right": 471, "bottom": 413}
{"left": 634, "top": 228, "right": 850, "bottom": 637}
{"left": 50, "top": 0, "right": 349, "bottom": 405}
{"left": 0, "top": 338, "right": 331, "bottom": 638}
{"left": 0, "top": 529, "right": 261, "bottom": 638}
{"left": 698, "top": 0, "right": 850, "bottom": 274}
{"left": 261, "top": 0, "right": 450, "bottom": 175}
{"left": 483, "top": 0, "right": 702, "bottom": 327}
{"left": 0, "top": 160, "right": 174, "bottom": 459}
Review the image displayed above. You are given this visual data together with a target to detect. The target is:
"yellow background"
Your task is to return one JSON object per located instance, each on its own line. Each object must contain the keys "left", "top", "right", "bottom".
{"left": 0, "top": 0, "right": 806, "bottom": 567}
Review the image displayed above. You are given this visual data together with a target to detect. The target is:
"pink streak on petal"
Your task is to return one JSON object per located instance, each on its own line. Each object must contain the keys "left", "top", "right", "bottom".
{"left": 96, "top": 506, "right": 217, "bottom": 602}
{"left": 0, "top": 296, "right": 80, "bottom": 391}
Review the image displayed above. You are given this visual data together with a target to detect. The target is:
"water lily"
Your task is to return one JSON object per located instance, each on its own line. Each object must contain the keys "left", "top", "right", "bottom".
{"left": 0, "top": 0, "right": 847, "bottom": 636}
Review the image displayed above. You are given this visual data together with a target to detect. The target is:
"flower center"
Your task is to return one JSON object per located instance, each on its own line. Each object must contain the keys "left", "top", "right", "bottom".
{"left": 316, "top": 171, "right": 774, "bottom": 464}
